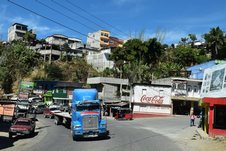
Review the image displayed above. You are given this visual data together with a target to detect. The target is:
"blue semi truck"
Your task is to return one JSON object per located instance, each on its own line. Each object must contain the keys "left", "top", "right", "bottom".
{"left": 53, "top": 89, "right": 108, "bottom": 140}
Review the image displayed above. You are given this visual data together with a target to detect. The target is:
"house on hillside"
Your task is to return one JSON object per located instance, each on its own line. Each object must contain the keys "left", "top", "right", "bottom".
{"left": 8, "top": 23, "right": 36, "bottom": 42}
{"left": 87, "top": 30, "right": 110, "bottom": 49}
{"left": 186, "top": 60, "right": 226, "bottom": 80}
{"left": 37, "top": 34, "right": 84, "bottom": 62}
{"left": 86, "top": 48, "right": 114, "bottom": 71}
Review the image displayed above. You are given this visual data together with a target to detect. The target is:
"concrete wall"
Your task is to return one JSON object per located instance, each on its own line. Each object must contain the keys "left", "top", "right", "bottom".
{"left": 132, "top": 85, "right": 172, "bottom": 114}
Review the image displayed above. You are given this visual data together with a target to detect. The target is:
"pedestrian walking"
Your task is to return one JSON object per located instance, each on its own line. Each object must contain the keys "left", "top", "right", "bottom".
{"left": 190, "top": 112, "right": 196, "bottom": 126}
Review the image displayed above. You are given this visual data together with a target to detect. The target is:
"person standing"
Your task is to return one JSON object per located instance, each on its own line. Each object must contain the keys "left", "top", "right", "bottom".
{"left": 190, "top": 112, "right": 196, "bottom": 126}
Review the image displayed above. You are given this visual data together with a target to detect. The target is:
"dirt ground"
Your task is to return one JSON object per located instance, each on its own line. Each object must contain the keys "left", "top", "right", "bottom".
{"left": 178, "top": 130, "right": 226, "bottom": 151}
{"left": 193, "top": 139, "right": 226, "bottom": 151}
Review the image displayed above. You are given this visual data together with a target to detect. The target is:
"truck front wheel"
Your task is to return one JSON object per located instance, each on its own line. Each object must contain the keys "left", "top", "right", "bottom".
{"left": 72, "top": 135, "right": 77, "bottom": 141}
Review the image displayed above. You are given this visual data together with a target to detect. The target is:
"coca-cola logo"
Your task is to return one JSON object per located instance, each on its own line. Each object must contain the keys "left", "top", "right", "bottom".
{"left": 140, "top": 95, "right": 164, "bottom": 104}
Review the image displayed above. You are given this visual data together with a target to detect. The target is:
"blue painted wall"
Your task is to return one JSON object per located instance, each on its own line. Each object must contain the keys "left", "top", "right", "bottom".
{"left": 186, "top": 60, "right": 226, "bottom": 79}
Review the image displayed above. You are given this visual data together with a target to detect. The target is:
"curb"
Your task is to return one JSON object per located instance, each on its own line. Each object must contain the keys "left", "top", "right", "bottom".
{"left": 195, "top": 128, "right": 209, "bottom": 139}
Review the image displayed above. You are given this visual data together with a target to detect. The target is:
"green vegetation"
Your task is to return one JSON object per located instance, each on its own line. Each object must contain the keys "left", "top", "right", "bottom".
{"left": 0, "top": 26, "right": 226, "bottom": 94}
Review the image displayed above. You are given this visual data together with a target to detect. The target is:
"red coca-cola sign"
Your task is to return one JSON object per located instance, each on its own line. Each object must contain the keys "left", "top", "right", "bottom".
{"left": 140, "top": 95, "right": 164, "bottom": 104}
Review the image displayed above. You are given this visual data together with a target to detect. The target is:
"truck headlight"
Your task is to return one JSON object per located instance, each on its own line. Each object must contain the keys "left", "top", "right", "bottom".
{"left": 101, "top": 123, "right": 107, "bottom": 127}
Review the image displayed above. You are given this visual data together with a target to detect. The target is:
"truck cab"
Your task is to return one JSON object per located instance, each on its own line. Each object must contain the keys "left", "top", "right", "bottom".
{"left": 71, "top": 89, "right": 108, "bottom": 140}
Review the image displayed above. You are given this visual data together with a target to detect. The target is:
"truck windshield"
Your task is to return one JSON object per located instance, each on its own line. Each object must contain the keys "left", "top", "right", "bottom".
{"left": 76, "top": 103, "right": 99, "bottom": 112}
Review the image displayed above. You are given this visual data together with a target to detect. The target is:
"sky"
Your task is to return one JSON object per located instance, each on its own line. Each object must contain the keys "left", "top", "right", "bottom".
{"left": 0, "top": 0, "right": 226, "bottom": 44}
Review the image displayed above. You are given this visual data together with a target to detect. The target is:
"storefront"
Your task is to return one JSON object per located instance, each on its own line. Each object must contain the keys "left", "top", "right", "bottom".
{"left": 131, "top": 84, "right": 172, "bottom": 118}
{"left": 200, "top": 63, "right": 226, "bottom": 137}
{"left": 203, "top": 98, "right": 226, "bottom": 137}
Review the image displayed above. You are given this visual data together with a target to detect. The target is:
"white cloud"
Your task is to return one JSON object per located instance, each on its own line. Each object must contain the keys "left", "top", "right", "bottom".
{"left": 7, "top": 15, "right": 63, "bottom": 37}
{"left": 164, "top": 30, "right": 187, "bottom": 44}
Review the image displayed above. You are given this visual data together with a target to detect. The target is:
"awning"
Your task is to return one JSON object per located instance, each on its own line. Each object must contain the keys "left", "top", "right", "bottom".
{"left": 110, "top": 102, "right": 129, "bottom": 107}
{"left": 53, "top": 97, "right": 71, "bottom": 100}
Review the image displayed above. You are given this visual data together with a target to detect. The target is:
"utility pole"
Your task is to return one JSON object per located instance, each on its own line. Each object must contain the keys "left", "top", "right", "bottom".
{"left": 49, "top": 39, "right": 53, "bottom": 64}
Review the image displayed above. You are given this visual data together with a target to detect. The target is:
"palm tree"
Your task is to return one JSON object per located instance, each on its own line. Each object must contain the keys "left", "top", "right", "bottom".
{"left": 180, "top": 37, "right": 189, "bottom": 47}
{"left": 188, "top": 34, "right": 197, "bottom": 48}
{"left": 204, "top": 27, "right": 224, "bottom": 59}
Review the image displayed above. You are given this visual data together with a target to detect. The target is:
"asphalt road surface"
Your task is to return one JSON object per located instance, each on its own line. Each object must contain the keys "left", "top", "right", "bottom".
{"left": 13, "top": 115, "right": 193, "bottom": 151}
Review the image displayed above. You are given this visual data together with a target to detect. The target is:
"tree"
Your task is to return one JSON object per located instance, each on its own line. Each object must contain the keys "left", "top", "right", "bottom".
{"left": 144, "top": 38, "right": 164, "bottom": 65}
{"left": 44, "top": 63, "right": 64, "bottom": 81}
{"left": 153, "top": 62, "right": 182, "bottom": 78}
{"left": 0, "top": 41, "right": 41, "bottom": 93}
{"left": 23, "top": 30, "right": 36, "bottom": 46}
{"left": 61, "top": 43, "right": 71, "bottom": 62}
{"left": 180, "top": 37, "right": 189, "bottom": 47}
{"left": 110, "top": 38, "right": 164, "bottom": 83}
{"left": 188, "top": 34, "right": 197, "bottom": 48}
{"left": 204, "top": 27, "right": 224, "bottom": 59}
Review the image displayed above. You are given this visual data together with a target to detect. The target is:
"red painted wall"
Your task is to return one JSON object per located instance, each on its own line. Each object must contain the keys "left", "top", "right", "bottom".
{"left": 203, "top": 97, "right": 226, "bottom": 137}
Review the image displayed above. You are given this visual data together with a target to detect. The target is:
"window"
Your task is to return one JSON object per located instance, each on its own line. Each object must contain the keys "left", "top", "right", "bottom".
{"left": 172, "top": 83, "right": 176, "bottom": 90}
{"left": 194, "top": 86, "right": 198, "bottom": 92}
{"left": 187, "top": 85, "right": 192, "bottom": 92}
{"left": 159, "top": 90, "right": 164, "bottom": 96}
{"left": 103, "top": 39, "right": 109, "bottom": 43}
{"left": 178, "top": 83, "right": 185, "bottom": 90}
{"left": 142, "top": 89, "right": 147, "bottom": 95}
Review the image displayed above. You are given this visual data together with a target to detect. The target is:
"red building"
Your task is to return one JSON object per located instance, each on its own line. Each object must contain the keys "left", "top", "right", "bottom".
{"left": 200, "top": 63, "right": 226, "bottom": 137}
{"left": 203, "top": 97, "right": 226, "bottom": 137}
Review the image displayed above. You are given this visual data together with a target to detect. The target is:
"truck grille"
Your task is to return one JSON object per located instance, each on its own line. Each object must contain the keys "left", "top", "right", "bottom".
{"left": 82, "top": 116, "right": 98, "bottom": 130}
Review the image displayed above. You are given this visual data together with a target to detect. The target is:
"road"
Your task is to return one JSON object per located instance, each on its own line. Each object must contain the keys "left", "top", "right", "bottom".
{"left": 1, "top": 115, "right": 226, "bottom": 151}
{"left": 18, "top": 115, "right": 195, "bottom": 151}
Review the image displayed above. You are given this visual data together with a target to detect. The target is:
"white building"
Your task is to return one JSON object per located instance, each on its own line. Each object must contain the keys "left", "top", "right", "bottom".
{"left": 38, "top": 34, "right": 84, "bottom": 62}
{"left": 131, "top": 84, "right": 172, "bottom": 116}
{"left": 87, "top": 30, "right": 110, "bottom": 49}
{"left": 45, "top": 34, "right": 83, "bottom": 49}
{"left": 86, "top": 48, "right": 114, "bottom": 71}
{"left": 8, "top": 23, "right": 35, "bottom": 42}
{"left": 152, "top": 77, "right": 202, "bottom": 115}
{"left": 201, "top": 63, "right": 226, "bottom": 98}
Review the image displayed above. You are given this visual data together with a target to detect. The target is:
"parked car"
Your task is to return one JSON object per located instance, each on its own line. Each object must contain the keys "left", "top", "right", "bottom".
{"left": 15, "top": 100, "right": 30, "bottom": 118}
{"left": 43, "top": 106, "right": 61, "bottom": 118}
{"left": 9, "top": 118, "right": 35, "bottom": 139}
{"left": 28, "top": 97, "right": 42, "bottom": 103}
{"left": 16, "top": 100, "right": 29, "bottom": 112}
{"left": 60, "top": 104, "right": 70, "bottom": 112}
{"left": 31, "top": 102, "right": 46, "bottom": 114}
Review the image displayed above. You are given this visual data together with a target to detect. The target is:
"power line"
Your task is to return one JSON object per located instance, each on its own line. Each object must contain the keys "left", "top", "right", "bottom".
{"left": 36, "top": 0, "right": 97, "bottom": 31}
{"left": 65, "top": 0, "right": 130, "bottom": 38}
{"left": 51, "top": 0, "right": 106, "bottom": 30}
{"left": 51, "top": 0, "right": 123, "bottom": 37}
{"left": 8, "top": 0, "right": 100, "bottom": 42}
